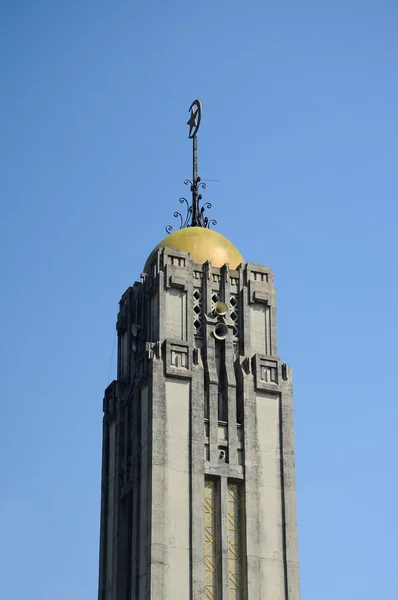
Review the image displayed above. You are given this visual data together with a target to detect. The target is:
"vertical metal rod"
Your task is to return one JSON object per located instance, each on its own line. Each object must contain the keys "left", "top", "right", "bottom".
{"left": 193, "top": 134, "right": 198, "bottom": 184}
{"left": 192, "top": 135, "right": 199, "bottom": 224}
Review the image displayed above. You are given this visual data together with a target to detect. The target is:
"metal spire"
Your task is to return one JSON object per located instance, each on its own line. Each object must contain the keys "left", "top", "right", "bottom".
{"left": 166, "top": 100, "right": 216, "bottom": 234}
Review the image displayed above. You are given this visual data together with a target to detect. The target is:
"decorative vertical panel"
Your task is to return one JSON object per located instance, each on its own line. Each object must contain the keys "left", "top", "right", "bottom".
{"left": 193, "top": 288, "right": 203, "bottom": 336}
{"left": 204, "top": 479, "right": 217, "bottom": 599}
{"left": 230, "top": 294, "right": 239, "bottom": 340}
{"left": 228, "top": 483, "right": 245, "bottom": 600}
{"left": 148, "top": 295, "right": 154, "bottom": 341}
{"left": 211, "top": 291, "right": 220, "bottom": 311}
{"left": 255, "top": 392, "right": 285, "bottom": 596}
{"left": 120, "top": 333, "right": 129, "bottom": 380}
{"left": 139, "top": 386, "right": 149, "bottom": 598}
{"left": 265, "top": 304, "right": 271, "bottom": 355}
{"left": 166, "top": 288, "right": 187, "bottom": 340}
{"left": 106, "top": 422, "right": 116, "bottom": 585}
{"left": 164, "top": 380, "right": 190, "bottom": 597}
{"left": 250, "top": 303, "right": 271, "bottom": 355}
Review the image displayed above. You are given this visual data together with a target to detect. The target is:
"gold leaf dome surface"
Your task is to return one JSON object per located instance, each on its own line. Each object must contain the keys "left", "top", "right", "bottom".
{"left": 144, "top": 227, "right": 244, "bottom": 271}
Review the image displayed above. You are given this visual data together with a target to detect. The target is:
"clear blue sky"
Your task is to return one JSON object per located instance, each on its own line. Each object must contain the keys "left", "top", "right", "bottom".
{"left": 1, "top": 1, "right": 397, "bottom": 598}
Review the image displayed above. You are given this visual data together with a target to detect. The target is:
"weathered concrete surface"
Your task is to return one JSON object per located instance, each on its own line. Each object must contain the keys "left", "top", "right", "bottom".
{"left": 97, "top": 248, "right": 300, "bottom": 600}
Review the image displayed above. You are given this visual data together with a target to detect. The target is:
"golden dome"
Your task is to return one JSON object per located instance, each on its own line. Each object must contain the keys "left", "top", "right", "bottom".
{"left": 144, "top": 227, "right": 244, "bottom": 271}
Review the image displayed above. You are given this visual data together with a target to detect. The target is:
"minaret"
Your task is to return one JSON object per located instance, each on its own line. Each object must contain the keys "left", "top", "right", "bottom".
{"left": 98, "top": 101, "right": 300, "bottom": 600}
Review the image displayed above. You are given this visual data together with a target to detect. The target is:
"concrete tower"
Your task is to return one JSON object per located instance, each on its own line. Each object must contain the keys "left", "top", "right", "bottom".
{"left": 98, "top": 101, "right": 300, "bottom": 600}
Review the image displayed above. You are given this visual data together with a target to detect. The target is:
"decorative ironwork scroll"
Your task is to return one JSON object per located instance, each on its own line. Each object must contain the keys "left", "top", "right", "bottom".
{"left": 166, "top": 100, "right": 217, "bottom": 233}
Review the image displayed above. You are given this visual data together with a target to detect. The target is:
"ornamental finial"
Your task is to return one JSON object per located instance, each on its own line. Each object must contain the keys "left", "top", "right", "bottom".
{"left": 166, "top": 100, "right": 216, "bottom": 234}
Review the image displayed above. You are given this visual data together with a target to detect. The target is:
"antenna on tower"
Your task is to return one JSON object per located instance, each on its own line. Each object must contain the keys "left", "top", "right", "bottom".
{"left": 166, "top": 100, "right": 217, "bottom": 234}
